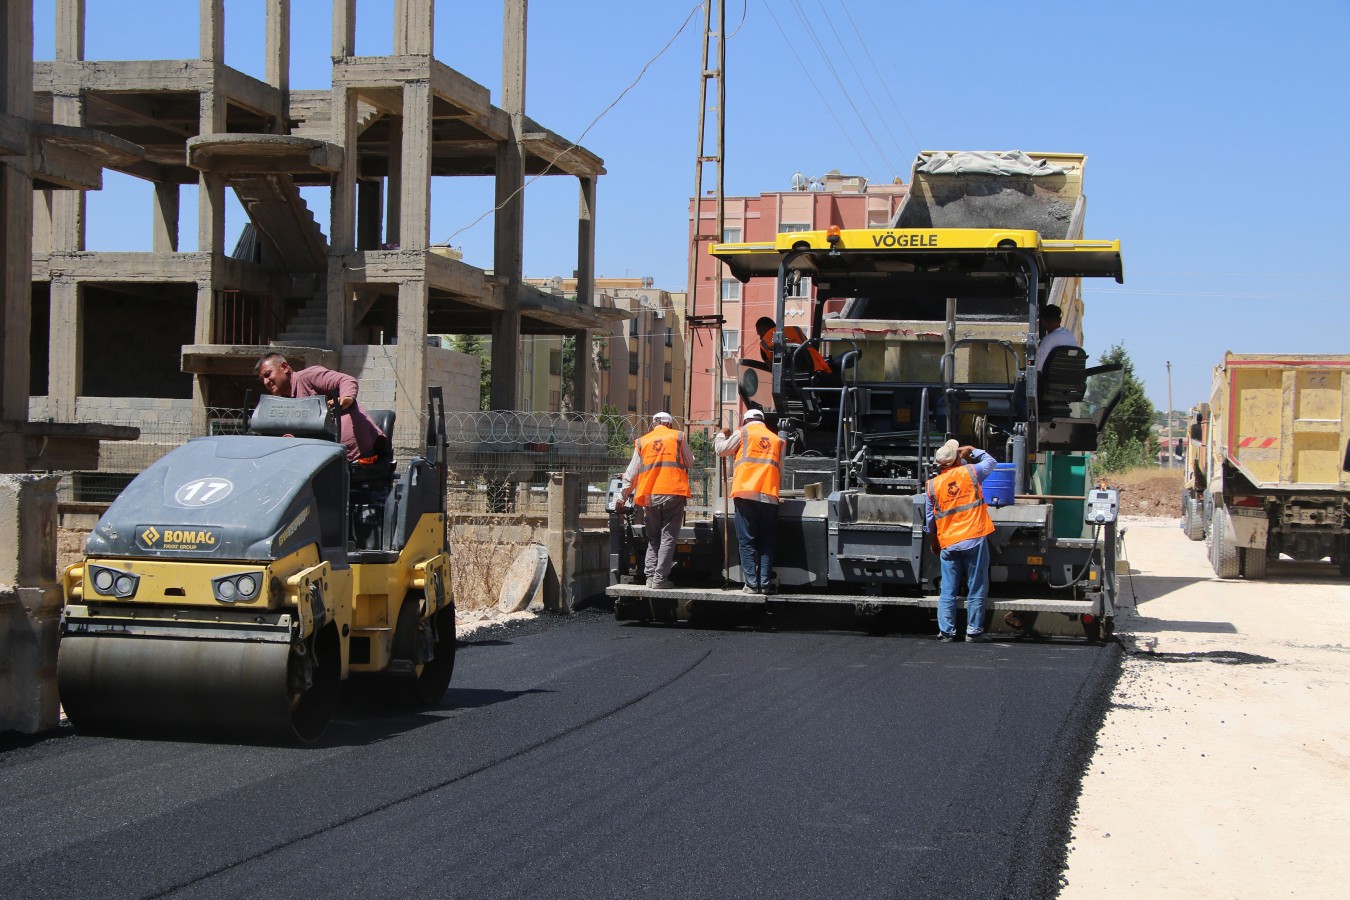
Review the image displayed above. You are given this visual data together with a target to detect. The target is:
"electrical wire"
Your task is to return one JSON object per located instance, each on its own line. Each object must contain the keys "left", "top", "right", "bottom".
{"left": 812, "top": 0, "right": 909, "bottom": 174}
{"left": 838, "top": 0, "right": 922, "bottom": 158}
{"left": 436, "top": 3, "right": 704, "bottom": 247}
{"left": 759, "top": 0, "right": 871, "bottom": 177}
{"left": 785, "top": 0, "right": 898, "bottom": 177}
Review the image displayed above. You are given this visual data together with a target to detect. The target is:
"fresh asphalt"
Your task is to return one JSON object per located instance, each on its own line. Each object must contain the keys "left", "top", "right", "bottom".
{"left": 0, "top": 611, "right": 1119, "bottom": 900}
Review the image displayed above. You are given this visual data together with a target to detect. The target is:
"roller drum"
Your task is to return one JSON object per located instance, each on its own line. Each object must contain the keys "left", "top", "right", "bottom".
{"left": 58, "top": 634, "right": 339, "bottom": 743}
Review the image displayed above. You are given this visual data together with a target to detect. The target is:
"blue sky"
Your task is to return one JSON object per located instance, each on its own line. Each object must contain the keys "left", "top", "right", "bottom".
{"left": 33, "top": 0, "right": 1350, "bottom": 411}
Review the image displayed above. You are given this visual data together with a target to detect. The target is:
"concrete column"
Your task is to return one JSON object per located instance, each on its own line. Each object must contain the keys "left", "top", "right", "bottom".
{"left": 572, "top": 175, "right": 597, "bottom": 412}
{"left": 32, "top": 191, "right": 52, "bottom": 257}
{"left": 55, "top": 0, "right": 85, "bottom": 61}
{"left": 395, "top": 278, "right": 429, "bottom": 450}
{"left": 1, "top": 0, "right": 36, "bottom": 460}
{"left": 152, "top": 182, "right": 180, "bottom": 252}
{"left": 385, "top": 115, "right": 402, "bottom": 247}
{"left": 0, "top": 474, "right": 63, "bottom": 734}
{"left": 199, "top": 0, "right": 224, "bottom": 63}
{"left": 265, "top": 0, "right": 290, "bottom": 92}
{"left": 394, "top": 0, "right": 435, "bottom": 56}
{"left": 332, "top": 0, "right": 355, "bottom": 59}
{"left": 490, "top": 0, "right": 527, "bottom": 411}
{"left": 399, "top": 82, "right": 431, "bottom": 252}
{"left": 50, "top": 92, "right": 85, "bottom": 252}
{"left": 327, "top": 85, "right": 357, "bottom": 348}
{"left": 46, "top": 280, "right": 82, "bottom": 421}
{"left": 544, "top": 470, "right": 580, "bottom": 613}
{"left": 197, "top": 89, "right": 226, "bottom": 256}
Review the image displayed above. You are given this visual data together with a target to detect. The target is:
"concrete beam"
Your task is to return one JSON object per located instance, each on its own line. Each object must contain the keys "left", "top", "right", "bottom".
{"left": 153, "top": 182, "right": 180, "bottom": 252}
{"left": 394, "top": 277, "right": 429, "bottom": 436}
{"left": 44, "top": 251, "right": 214, "bottom": 282}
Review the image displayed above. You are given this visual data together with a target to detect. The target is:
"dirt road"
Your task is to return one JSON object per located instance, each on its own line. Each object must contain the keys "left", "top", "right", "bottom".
{"left": 1061, "top": 517, "right": 1350, "bottom": 898}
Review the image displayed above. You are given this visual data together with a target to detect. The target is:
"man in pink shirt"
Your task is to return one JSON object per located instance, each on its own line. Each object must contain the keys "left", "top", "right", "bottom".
{"left": 255, "top": 352, "right": 385, "bottom": 462}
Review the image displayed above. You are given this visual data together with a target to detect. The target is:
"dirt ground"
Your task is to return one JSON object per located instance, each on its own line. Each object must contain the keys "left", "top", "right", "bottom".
{"left": 1060, "top": 515, "right": 1350, "bottom": 898}
{"left": 1099, "top": 465, "right": 1183, "bottom": 518}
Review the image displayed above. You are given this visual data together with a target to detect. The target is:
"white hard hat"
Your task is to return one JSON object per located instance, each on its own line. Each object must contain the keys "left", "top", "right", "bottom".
{"left": 652, "top": 411, "right": 674, "bottom": 425}
{"left": 742, "top": 408, "right": 764, "bottom": 423}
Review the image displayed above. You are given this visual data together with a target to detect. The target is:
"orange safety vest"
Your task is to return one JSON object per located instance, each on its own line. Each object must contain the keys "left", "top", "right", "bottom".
{"left": 760, "top": 326, "right": 830, "bottom": 373}
{"left": 632, "top": 425, "right": 691, "bottom": 506}
{"left": 731, "top": 421, "right": 784, "bottom": 500}
{"left": 927, "top": 463, "right": 995, "bottom": 549}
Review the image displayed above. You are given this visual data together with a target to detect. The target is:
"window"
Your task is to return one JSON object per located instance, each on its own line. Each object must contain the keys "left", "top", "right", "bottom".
{"left": 721, "top": 329, "right": 739, "bottom": 357}
{"left": 721, "top": 380, "right": 739, "bottom": 403}
{"left": 628, "top": 389, "right": 637, "bottom": 412}
{"left": 722, "top": 226, "right": 742, "bottom": 243}
{"left": 629, "top": 315, "right": 639, "bottom": 336}
{"left": 548, "top": 349, "right": 562, "bottom": 376}
{"left": 721, "top": 279, "right": 741, "bottom": 302}
{"left": 629, "top": 354, "right": 640, "bottom": 375}
{"left": 780, "top": 222, "right": 811, "bottom": 233}
{"left": 663, "top": 362, "right": 672, "bottom": 382}
{"left": 548, "top": 390, "right": 560, "bottom": 412}
{"left": 665, "top": 327, "right": 672, "bottom": 348}
{"left": 663, "top": 394, "right": 671, "bottom": 411}
{"left": 788, "top": 275, "right": 813, "bottom": 298}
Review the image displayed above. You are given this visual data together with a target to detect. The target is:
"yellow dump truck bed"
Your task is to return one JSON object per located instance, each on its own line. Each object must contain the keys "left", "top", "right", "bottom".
{"left": 1212, "top": 353, "right": 1350, "bottom": 489}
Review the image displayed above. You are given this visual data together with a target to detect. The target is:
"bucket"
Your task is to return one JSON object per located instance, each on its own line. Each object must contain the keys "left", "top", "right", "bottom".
{"left": 984, "top": 463, "right": 1016, "bottom": 507}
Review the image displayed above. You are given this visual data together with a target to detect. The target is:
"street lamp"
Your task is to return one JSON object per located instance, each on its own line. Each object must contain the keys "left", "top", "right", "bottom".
{"left": 1166, "top": 360, "right": 1173, "bottom": 469}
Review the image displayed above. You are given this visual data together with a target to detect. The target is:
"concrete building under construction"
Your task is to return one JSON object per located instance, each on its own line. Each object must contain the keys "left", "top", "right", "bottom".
{"left": 1, "top": 0, "right": 617, "bottom": 478}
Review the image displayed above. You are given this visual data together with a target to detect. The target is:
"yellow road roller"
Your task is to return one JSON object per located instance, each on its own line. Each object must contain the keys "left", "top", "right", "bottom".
{"left": 57, "top": 389, "right": 455, "bottom": 742}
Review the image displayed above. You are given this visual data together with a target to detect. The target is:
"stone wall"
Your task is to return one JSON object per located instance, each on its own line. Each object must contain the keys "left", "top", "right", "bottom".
{"left": 0, "top": 475, "right": 63, "bottom": 735}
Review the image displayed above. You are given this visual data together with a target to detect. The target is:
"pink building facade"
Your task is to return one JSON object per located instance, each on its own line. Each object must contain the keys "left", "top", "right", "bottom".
{"left": 685, "top": 175, "right": 907, "bottom": 432}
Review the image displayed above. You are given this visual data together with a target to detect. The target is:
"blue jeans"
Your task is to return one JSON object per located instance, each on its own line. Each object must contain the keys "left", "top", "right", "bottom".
{"left": 733, "top": 497, "right": 778, "bottom": 589}
{"left": 937, "top": 538, "right": 990, "bottom": 636}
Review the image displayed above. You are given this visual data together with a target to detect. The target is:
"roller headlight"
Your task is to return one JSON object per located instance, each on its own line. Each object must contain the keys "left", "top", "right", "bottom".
{"left": 87, "top": 565, "right": 139, "bottom": 598}
{"left": 212, "top": 572, "right": 263, "bottom": 604}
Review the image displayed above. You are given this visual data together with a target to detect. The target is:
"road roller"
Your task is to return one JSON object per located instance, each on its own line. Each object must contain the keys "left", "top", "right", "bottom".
{"left": 57, "top": 389, "right": 455, "bottom": 743}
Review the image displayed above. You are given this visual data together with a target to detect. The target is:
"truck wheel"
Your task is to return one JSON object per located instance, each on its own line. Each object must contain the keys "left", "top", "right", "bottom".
{"left": 1182, "top": 495, "right": 1205, "bottom": 541}
{"left": 1210, "top": 510, "right": 1240, "bottom": 579}
{"left": 1240, "top": 547, "right": 1268, "bottom": 579}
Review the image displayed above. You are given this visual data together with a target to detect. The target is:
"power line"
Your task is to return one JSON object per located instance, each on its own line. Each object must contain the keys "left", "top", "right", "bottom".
{"left": 813, "top": 0, "right": 909, "bottom": 174}
{"left": 759, "top": 0, "right": 872, "bottom": 175}
{"left": 785, "top": 0, "right": 897, "bottom": 177}
{"left": 839, "top": 0, "right": 922, "bottom": 158}
{"left": 437, "top": 3, "right": 704, "bottom": 246}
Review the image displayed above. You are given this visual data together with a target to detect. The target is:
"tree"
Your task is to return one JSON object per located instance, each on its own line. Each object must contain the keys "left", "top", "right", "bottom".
{"left": 560, "top": 335, "right": 610, "bottom": 412}
{"left": 450, "top": 334, "right": 490, "bottom": 410}
{"left": 1096, "top": 342, "right": 1156, "bottom": 472}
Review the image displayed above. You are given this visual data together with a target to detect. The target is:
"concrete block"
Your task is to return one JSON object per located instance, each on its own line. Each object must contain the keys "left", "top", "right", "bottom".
{"left": 0, "top": 474, "right": 61, "bottom": 587}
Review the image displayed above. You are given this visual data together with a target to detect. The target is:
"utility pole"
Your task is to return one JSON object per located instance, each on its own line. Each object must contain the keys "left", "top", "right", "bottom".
{"left": 1166, "top": 360, "right": 1173, "bottom": 468}
{"left": 684, "top": 0, "right": 726, "bottom": 433}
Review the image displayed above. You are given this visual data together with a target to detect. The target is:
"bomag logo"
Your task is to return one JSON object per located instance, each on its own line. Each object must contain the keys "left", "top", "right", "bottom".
{"left": 140, "top": 525, "right": 219, "bottom": 551}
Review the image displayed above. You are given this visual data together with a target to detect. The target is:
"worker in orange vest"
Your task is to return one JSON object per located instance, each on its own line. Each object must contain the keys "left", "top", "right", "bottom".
{"left": 755, "top": 316, "right": 830, "bottom": 374}
{"left": 716, "top": 408, "right": 785, "bottom": 594}
{"left": 924, "top": 439, "right": 997, "bottom": 642}
{"left": 618, "top": 411, "right": 694, "bottom": 589}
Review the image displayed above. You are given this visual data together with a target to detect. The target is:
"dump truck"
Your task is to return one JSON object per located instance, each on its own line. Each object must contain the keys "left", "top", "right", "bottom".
{"left": 608, "top": 151, "right": 1127, "bottom": 640}
{"left": 57, "top": 390, "right": 455, "bottom": 742}
{"left": 1182, "top": 353, "right": 1350, "bottom": 578}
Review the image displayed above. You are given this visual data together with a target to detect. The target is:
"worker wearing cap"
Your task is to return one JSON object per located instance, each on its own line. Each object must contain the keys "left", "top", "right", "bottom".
{"left": 924, "top": 439, "right": 997, "bottom": 642}
{"left": 1036, "top": 305, "right": 1077, "bottom": 372}
{"left": 716, "top": 408, "right": 785, "bottom": 594}
{"left": 619, "top": 411, "right": 694, "bottom": 589}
